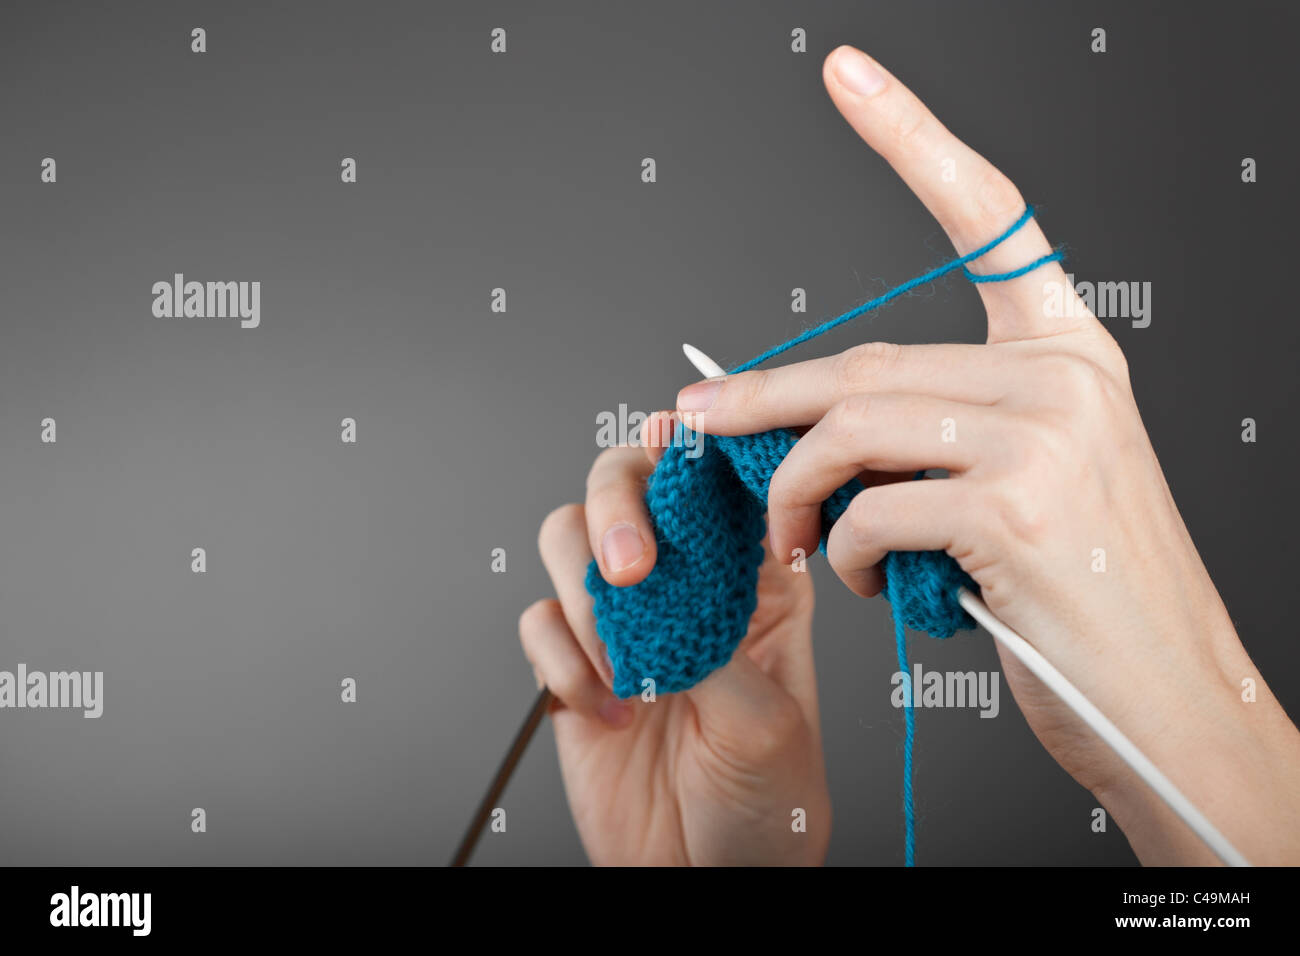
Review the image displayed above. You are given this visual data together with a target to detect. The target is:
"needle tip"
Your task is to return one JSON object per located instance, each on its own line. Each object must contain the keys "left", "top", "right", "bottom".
{"left": 682, "top": 343, "right": 726, "bottom": 379}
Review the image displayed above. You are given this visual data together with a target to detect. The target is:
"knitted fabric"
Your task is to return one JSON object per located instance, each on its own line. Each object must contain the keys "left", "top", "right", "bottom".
{"left": 586, "top": 430, "right": 975, "bottom": 699}
{"left": 587, "top": 207, "right": 1059, "bottom": 699}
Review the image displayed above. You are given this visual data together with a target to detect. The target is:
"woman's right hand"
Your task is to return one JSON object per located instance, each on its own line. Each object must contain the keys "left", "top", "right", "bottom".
{"left": 672, "top": 44, "right": 1300, "bottom": 866}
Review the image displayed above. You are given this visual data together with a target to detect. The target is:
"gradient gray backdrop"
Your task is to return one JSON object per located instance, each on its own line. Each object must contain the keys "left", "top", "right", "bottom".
{"left": 0, "top": 0, "right": 1295, "bottom": 865}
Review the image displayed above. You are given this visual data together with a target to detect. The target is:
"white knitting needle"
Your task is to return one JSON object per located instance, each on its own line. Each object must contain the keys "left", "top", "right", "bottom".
{"left": 681, "top": 342, "right": 1251, "bottom": 868}
{"left": 683, "top": 342, "right": 728, "bottom": 378}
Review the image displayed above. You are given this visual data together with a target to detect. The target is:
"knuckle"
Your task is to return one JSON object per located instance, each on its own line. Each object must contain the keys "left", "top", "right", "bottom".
{"left": 518, "top": 599, "right": 563, "bottom": 648}
{"left": 891, "top": 107, "right": 933, "bottom": 157}
{"left": 1026, "top": 426, "right": 1074, "bottom": 484}
{"left": 585, "top": 446, "right": 648, "bottom": 500}
{"left": 584, "top": 446, "right": 625, "bottom": 491}
{"left": 828, "top": 392, "right": 873, "bottom": 433}
{"left": 737, "top": 368, "right": 771, "bottom": 410}
{"left": 840, "top": 491, "right": 879, "bottom": 553}
{"left": 986, "top": 420, "right": 1070, "bottom": 548}
{"left": 986, "top": 477, "right": 1053, "bottom": 548}
{"left": 638, "top": 410, "right": 668, "bottom": 448}
{"left": 965, "top": 486, "right": 1003, "bottom": 547}
{"left": 973, "top": 166, "right": 1026, "bottom": 227}
{"left": 1062, "top": 355, "right": 1106, "bottom": 397}
{"left": 766, "top": 468, "right": 798, "bottom": 513}
{"left": 943, "top": 483, "right": 983, "bottom": 559}
{"left": 834, "top": 341, "right": 902, "bottom": 393}
{"left": 546, "top": 657, "right": 588, "bottom": 705}
{"left": 538, "top": 502, "right": 584, "bottom": 554}
{"left": 1105, "top": 344, "right": 1130, "bottom": 385}
{"left": 1087, "top": 330, "right": 1132, "bottom": 386}
{"left": 1037, "top": 354, "right": 1109, "bottom": 407}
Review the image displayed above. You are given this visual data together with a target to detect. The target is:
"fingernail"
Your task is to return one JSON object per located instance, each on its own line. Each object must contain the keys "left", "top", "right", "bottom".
{"left": 599, "top": 697, "right": 634, "bottom": 728}
{"left": 601, "top": 522, "right": 645, "bottom": 572}
{"left": 677, "top": 378, "right": 723, "bottom": 412}
{"left": 833, "top": 47, "right": 887, "bottom": 97}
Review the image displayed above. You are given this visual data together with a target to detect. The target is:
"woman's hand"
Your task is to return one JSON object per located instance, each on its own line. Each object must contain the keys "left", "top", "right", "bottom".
{"left": 672, "top": 45, "right": 1300, "bottom": 865}
{"left": 519, "top": 425, "right": 830, "bottom": 865}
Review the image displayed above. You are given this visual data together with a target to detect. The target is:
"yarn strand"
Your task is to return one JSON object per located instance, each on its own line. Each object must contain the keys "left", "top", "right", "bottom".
{"left": 728, "top": 205, "right": 1061, "bottom": 374}
{"left": 888, "top": 566, "right": 917, "bottom": 867}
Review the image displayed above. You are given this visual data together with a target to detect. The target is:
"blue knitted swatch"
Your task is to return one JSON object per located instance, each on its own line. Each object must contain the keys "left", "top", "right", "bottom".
{"left": 585, "top": 207, "right": 1061, "bottom": 864}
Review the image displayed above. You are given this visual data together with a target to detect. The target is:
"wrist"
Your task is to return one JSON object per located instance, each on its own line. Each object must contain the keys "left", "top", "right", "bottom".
{"left": 1091, "top": 660, "right": 1300, "bottom": 865}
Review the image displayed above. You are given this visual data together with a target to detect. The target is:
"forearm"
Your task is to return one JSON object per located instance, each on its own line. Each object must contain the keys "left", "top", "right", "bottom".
{"left": 1093, "top": 642, "right": 1300, "bottom": 866}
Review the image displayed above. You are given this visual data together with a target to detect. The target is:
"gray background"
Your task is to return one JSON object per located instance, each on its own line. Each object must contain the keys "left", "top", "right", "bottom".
{"left": 0, "top": 0, "right": 1295, "bottom": 865}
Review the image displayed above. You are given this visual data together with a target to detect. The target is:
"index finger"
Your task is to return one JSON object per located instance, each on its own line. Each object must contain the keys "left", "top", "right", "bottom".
{"left": 676, "top": 340, "right": 1007, "bottom": 436}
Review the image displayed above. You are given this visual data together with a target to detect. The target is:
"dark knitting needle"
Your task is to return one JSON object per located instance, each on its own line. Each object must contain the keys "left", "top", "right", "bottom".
{"left": 450, "top": 685, "right": 553, "bottom": 867}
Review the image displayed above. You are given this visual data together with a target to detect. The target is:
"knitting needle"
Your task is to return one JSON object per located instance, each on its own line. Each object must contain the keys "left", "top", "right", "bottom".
{"left": 683, "top": 342, "right": 727, "bottom": 379}
{"left": 450, "top": 685, "right": 553, "bottom": 866}
{"left": 681, "top": 342, "right": 1251, "bottom": 868}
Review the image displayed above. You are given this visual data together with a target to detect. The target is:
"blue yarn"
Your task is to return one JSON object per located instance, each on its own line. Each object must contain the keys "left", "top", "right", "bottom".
{"left": 585, "top": 207, "right": 1060, "bottom": 864}
{"left": 730, "top": 205, "right": 1061, "bottom": 373}
{"left": 888, "top": 562, "right": 916, "bottom": 867}
{"left": 964, "top": 249, "right": 1063, "bottom": 284}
